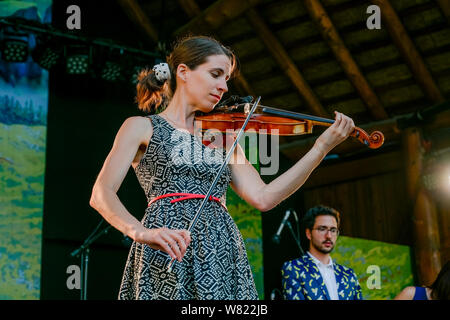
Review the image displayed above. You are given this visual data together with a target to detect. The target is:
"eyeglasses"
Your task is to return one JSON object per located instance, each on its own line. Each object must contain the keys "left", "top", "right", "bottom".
{"left": 312, "top": 226, "right": 339, "bottom": 236}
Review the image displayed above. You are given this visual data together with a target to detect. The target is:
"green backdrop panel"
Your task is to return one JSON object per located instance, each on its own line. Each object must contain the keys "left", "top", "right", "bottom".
{"left": 333, "top": 236, "right": 415, "bottom": 300}
{"left": 0, "top": 124, "right": 46, "bottom": 299}
{"left": 226, "top": 133, "right": 264, "bottom": 299}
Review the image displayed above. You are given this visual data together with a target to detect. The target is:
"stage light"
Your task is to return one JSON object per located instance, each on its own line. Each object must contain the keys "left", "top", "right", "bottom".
{"left": 32, "top": 38, "right": 62, "bottom": 70}
{"left": 64, "top": 45, "right": 92, "bottom": 74}
{"left": 2, "top": 39, "right": 28, "bottom": 61}
{"left": 127, "top": 57, "right": 153, "bottom": 85}
{"left": 130, "top": 65, "right": 146, "bottom": 84}
{"left": 97, "top": 48, "right": 126, "bottom": 82}
{"left": 66, "top": 54, "right": 89, "bottom": 74}
{"left": 100, "top": 61, "right": 122, "bottom": 81}
{"left": 35, "top": 47, "right": 60, "bottom": 68}
{"left": 0, "top": 28, "right": 29, "bottom": 62}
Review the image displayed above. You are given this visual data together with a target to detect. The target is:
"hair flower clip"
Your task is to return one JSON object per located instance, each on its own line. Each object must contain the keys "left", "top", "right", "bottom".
{"left": 152, "top": 63, "right": 171, "bottom": 82}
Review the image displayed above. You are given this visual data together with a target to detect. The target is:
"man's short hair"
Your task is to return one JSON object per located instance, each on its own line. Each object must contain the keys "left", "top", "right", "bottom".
{"left": 301, "top": 205, "right": 341, "bottom": 232}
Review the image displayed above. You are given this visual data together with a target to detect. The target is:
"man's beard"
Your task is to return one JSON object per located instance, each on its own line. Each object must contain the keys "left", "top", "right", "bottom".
{"left": 312, "top": 239, "right": 335, "bottom": 254}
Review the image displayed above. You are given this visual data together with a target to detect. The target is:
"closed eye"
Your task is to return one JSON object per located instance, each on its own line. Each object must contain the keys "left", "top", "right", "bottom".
{"left": 210, "top": 68, "right": 230, "bottom": 81}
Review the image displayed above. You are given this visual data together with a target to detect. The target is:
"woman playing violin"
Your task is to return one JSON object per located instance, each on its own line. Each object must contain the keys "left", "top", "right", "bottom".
{"left": 89, "top": 35, "right": 355, "bottom": 300}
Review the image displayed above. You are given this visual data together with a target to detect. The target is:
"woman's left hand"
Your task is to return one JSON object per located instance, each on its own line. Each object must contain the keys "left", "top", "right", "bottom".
{"left": 314, "top": 111, "right": 355, "bottom": 155}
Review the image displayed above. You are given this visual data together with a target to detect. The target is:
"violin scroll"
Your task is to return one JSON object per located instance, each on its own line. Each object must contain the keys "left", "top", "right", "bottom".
{"left": 350, "top": 128, "right": 385, "bottom": 149}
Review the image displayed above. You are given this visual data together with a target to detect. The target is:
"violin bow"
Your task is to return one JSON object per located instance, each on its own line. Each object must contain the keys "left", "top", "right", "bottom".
{"left": 167, "top": 96, "right": 262, "bottom": 272}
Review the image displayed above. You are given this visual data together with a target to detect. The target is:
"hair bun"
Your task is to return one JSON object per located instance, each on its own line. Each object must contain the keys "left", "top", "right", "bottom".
{"left": 135, "top": 67, "right": 168, "bottom": 113}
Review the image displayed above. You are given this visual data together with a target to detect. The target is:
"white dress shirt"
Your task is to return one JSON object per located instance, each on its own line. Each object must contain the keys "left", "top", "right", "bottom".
{"left": 307, "top": 251, "right": 339, "bottom": 300}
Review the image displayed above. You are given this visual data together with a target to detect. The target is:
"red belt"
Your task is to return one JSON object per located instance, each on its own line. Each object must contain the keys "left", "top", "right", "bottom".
{"left": 148, "top": 192, "right": 227, "bottom": 210}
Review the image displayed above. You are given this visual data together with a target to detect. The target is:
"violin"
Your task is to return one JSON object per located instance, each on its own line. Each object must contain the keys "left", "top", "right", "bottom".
{"left": 194, "top": 102, "right": 384, "bottom": 149}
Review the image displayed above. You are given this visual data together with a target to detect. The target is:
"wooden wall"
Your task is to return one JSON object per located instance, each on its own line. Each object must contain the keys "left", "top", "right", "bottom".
{"left": 437, "top": 201, "right": 450, "bottom": 264}
{"left": 301, "top": 150, "right": 413, "bottom": 245}
{"left": 298, "top": 140, "right": 449, "bottom": 273}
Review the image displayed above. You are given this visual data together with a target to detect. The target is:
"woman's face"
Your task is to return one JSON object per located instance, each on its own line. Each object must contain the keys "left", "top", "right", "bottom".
{"left": 181, "top": 54, "right": 231, "bottom": 112}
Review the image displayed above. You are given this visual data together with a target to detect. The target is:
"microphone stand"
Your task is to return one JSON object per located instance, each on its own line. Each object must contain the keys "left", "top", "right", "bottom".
{"left": 285, "top": 221, "right": 304, "bottom": 256}
{"left": 70, "top": 219, "right": 111, "bottom": 300}
{"left": 272, "top": 209, "right": 304, "bottom": 256}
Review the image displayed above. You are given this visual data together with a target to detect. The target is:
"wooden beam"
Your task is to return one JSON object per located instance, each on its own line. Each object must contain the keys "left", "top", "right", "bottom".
{"left": 437, "top": 0, "right": 450, "bottom": 24}
{"left": 117, "top": 0, "right": 159, "bottom": 43}
{"left": 245, "top": 8, "right": 329, "bottom": 118}
{"left": 176, "top": 0, "right": 256, "bottom": 97}
{"left": 239, "top": 18, "right": 448, "bottom": 67}
{"left": 174, "top": 0, "right": 263, "bottom": 37}
{"left": 402, "top": 127, "right": 441, "bottom": 285}
{"left": 371, "top": 0, "right": 445, "bottom": 103}
{"left": 177, "top": 0, "right": 201, "bottom": 18}
{"left": 303, "top": 0, "right": 388, "bottom": 120}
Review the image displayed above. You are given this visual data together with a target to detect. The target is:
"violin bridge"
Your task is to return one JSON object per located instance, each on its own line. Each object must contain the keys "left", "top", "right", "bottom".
{"left": 243, "top": 103, "right": 251, "bottom": 114}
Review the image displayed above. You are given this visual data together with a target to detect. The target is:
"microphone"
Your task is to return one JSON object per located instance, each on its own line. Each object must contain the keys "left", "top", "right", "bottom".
{"left": 272, "top": 209, "right": 293, "bottom": 244}
{"left": 217, "top": 95, "right": 239, "bottom": 107}
{"left": 239, "top": 96, "right": 253, "bottom": 103}
{"left": 270, "top": 288, "right": 281, "bottom": 300}
{"left": 217, "top": 95, "right": 253, "bottom": 107}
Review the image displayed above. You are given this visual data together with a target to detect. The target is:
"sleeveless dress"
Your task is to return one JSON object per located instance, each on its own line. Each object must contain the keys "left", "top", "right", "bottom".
{"left": 413, "top": 286, "right": 428, "bottom": 300}
{"left": 118, "top": 114, "right": 258, "bottom": 300}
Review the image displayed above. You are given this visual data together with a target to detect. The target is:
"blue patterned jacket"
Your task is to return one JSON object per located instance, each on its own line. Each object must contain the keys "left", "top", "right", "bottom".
{"left": 281, "top": 254, "right": 363, "bottom": 300}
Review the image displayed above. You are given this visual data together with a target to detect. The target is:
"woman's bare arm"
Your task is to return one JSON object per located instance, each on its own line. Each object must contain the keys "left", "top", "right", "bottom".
{"left": 89, "top": 116, "right": 190, "bottom": 261}
{"left": 230, "top": 112, "right": 355, "bottom": 212}
{"left": 90, "top": 116, "right": 150, "bottom": 239}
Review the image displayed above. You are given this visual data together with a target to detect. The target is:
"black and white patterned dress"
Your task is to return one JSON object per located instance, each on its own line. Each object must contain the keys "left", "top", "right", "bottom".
{"left": 118, "top": 114, "right": 258, "bottom": 300}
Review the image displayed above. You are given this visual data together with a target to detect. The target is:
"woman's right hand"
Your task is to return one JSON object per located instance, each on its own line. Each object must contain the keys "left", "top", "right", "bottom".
{"left": 134, "top": 227, "right": 191, "bottom": 262}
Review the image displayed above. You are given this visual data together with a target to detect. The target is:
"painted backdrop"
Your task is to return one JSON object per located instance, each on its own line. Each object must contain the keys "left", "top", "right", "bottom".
{"left": 0, "top": 0, "right": 52, "bottom": 299}
{"left": 332, "top": 236, "right": 414, "bottom": 300}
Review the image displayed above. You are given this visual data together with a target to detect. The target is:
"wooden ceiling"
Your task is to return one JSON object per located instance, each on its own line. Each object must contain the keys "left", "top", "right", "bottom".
{"left": 117, "top": 0, "right": 450, "bottom": 160}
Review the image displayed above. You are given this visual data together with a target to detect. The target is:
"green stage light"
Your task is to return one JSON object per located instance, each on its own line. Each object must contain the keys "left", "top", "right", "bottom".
{"left": 64, "top": 45, "right": 92, "bottom": 75}
{"left": 101, "top": 61, "right": 122, "bottom": 81}
{"left": 2, "top": 38, "right": 28, "bottom": 62}
{"left": 32, "top": 39, "right": 62, "bottom": 70}
{"left": 66, "top": 54, "right": 89, "bottom": 74}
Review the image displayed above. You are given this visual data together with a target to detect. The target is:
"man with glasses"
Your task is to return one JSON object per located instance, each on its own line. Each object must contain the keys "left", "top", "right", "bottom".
{"left": 281, "top": 205, "right": 363, "bottom": 300}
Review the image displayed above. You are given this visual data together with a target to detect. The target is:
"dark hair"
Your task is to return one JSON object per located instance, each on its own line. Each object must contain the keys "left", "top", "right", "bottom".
{"left": 430, "top": 260, "right": 450, "bottom": 300}
{"left": 301, "top": 205, "right": 341, "bottom": 233}
{"left": 136, "top": 36, "right": 237, "bottom": 113}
